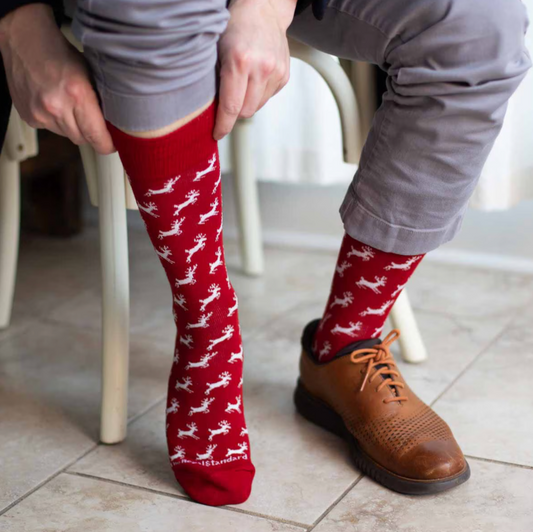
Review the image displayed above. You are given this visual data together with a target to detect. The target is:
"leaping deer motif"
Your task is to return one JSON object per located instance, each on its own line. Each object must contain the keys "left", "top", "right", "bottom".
{"left": 212, "top": 169, "right": 222, "bottom": 194}
{"left": 179, "top": 334, "right": 194, "bottom": 349}
{"left": 174, "top": 190, "right": 200, "bottom": 217}
{"left": 175, "top": 376, "right": 193, "bottom": 394}
{"left": 374, "top": 324, "right": 385, "bottom": 337}
{"left": 196, "top": 444, "right": 217, "bottom": 461}
{"left": 138, "top": 201, "right": 159, "bottom": 218}
{"left": 188, "top": 397, "right": 214, "bottom": 416}
{"left": 205, "top": 372, "right": 232, "bottom": 395}
{"left": 193, "top": 154, "right": 217, "bottom": 182}
{"left": 335, "top": 260, "right": 352, "bottom": 278}
{"left": 174, "top": 293, "right": 187, "bottom": 311}
{"left": 207, "top": 325, "right": 234, "bottom": 351}
{"left": 330, "top": 291, "right": 354, "bottom": 309}
{"left": 225, "top": 396, "right": 242, "bottom": 414}
{"left": 347, "top": 245, "right": 375, "bottom": 261}
{"left": 186, "top": 312, "right": 212, "bottom": 330}
{"left": 360, "top": 300, "right": 394, "bottom": 317}
{"left": 331, "top": 321, "right": 362, "bottom": 337}
{"left": 185, "top": 352, "right": 217, "bottom": 370}
{"left": 318, "top": 341, "right": 332, "bottom": 360}
{"left": 199, "top": 284, "right": 221, "bottom": 312}
{"left": 225, "top": 442, "right": 248, "bottom": 458}
{"left": 175, "top": 265, "right": 198, "bottom": 287}
{"left": 384, "top": 256, "right": 421, "bottom": 271}
{"left": 177, "top": 422, "right": 199, "bottom": 440}
{"left": 145, "top": 176, "right": 180, "bottom": 197}
{"left": 199, "top": 199, "right": 219, "bottom": 225}
{"left": 216, "top": 220, "right": 223, "bottom": 241}
{"left": 185, "top": 234, "right": 207, "bottom": 263}
{"left": 157, "top": 246, "right": 174, "bottom": 264}
{"left": 240, "top": 427, "right": 248, "bottom": 437}
{"left": 391, "top": 282, "right": 407, "bottom": 298}
{"left": 166, "top": 398, "right": 179, "bottom": 414}
{"left": 228, "top": 346, "right": 243, "bottom": 364}
{"left": 208, "top": 420, "right": 231, "bottom": 441}
{"left": 227, "top": 294, "right": 239, "bottom": 317}
{"left": 209, "top": 247, "right": 223, "bottom": 274}
{"left": 170, "top": 446, "right": 185, "bottom": 461}
{"left": 158, "top": 218, "right": 185, "bottom": 240}
{"left": 355, "top": 276, "right": 387, "bottom": 294}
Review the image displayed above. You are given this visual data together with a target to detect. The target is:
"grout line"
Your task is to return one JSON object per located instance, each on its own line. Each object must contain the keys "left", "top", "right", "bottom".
{"left": 307, "top": 474, "right": 365, "bottom": 532}
{"left": 428, "top": 323, "right": 511, "bottom": 409}
{"left": 465, "top": 455, "right": 533, "bottom": 471}
{"left": 0, "top": 443, "right": 98, "bottom": 517}
{"left": 64, "top": 471, "right": 309, "bottom": 530}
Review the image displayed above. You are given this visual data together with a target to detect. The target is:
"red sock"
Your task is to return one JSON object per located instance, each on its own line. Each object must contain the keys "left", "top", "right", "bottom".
{"left": 313, "top": 233, "right": 424, "bottom": 361}
{"left": 107, "top": 102, "right": 255, "bottom": 507}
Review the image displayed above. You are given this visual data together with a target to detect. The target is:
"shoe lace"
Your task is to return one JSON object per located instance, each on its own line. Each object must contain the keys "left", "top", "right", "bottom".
{"left": 349, "top": 329, "right": 408, "bottom": 404}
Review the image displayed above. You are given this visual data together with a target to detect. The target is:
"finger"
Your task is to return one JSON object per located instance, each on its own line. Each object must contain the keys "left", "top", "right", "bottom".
{"left": 74, "top": 90, "right": 116, "bottom": 154}
{"left": 240, "top": 76, "right": 267, "bottom": 119}
{"left": 257, "top": 76, "right": 283, "bottom": 111}
{"left": 213, "top": 66, "right": 248, "bottom": 140}
{"left": 55, "top": 109, "right": 85, "bottom": 146}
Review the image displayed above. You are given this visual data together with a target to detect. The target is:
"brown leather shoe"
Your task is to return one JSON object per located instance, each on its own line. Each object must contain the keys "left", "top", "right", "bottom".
{"left": 294, "top": 319, "right": 470, "bottom": 495}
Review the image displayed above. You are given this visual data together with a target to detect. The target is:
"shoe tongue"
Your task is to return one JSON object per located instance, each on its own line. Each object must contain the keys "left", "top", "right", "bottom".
{"left": 333, "top": 337, "right": 382, "bottom": 360}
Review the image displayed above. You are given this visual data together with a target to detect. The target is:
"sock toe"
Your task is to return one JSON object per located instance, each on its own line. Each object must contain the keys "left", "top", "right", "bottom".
{"left": 174, "top": 463, "right": 255, "bottom": 506}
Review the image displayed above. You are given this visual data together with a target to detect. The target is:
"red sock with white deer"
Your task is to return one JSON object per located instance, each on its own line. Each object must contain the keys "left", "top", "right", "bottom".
{"left": 313, "top": 232, "right": 424, "bottom": 361}
{"left": 106, "top": 102, "right": 254, "bottom": 507}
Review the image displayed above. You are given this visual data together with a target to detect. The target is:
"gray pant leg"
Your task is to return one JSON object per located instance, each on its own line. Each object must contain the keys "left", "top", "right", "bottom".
{"left": 290, "top": 0, "right": 532, "bottom": 255}
{"left": 71, "top": 0, "right": 229, "bottom": 131}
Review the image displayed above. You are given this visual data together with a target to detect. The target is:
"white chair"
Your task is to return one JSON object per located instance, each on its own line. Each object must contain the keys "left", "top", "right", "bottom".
{"left": 0, "top": 34, "right": 427, "bottom": 445}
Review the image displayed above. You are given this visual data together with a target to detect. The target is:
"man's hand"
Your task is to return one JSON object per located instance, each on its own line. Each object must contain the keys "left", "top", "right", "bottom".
{"left": 0, "top": 4, "right": 114, "bottom": 154}
{"left": 213, "top": 0, "right": 296, "bottom": 140}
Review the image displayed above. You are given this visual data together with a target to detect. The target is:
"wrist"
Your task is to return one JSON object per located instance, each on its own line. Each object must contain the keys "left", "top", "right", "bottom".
{"left": 0, "top": 4, "right": 56, "bottom": 50}
{"left": 228, "top": 0, "right": 298, "bottom": 31}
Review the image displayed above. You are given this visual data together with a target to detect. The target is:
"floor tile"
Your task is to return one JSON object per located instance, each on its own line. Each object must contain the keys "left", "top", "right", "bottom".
{"left": 0, "top": 474, "right": 305, "bottom": 532}
{"left": 0, "top": 321, "right": 169, "bottom": 512}
{"left": 312, "top": 459, "right": 533, "bottom": 532}
{"left": 432, "top": 304, "right": 533, "bottom": 467}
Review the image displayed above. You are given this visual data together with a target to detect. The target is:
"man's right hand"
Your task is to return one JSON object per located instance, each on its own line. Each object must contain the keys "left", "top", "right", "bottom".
{"left": 0, "top": 4, "right": 115, "bottom": 154}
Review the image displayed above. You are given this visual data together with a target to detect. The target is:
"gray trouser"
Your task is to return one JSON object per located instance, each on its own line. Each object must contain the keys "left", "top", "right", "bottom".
{"left": 71, "top": 0, "right": 532, "bottom": 255}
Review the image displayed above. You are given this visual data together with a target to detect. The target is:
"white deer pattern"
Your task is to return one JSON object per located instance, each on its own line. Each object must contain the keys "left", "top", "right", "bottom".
{"left": 158, "top": 218, "right": 185, "bottom": 240}
{"left": 177, "top": 422, "right": 199, "bottom": 440}
{"left": 185, "top": 352, "right": 217, "bottom": 370}
{"left": 225, "top": 396, "right": 242, "bottom": 414}
{"left": 166, "top": 398, "right": 179, "bottom": 414}
{"left": 360, "top": 299, "right": 394, "bottom": 317}
{"left": 157, "top": 246, "right": 174, "bottom": 264}
{"left": 175, "top": 376, "right": 193, "bottom": 394}
{"left": 196, "top": 444, "right": 217, "bottom": 460}
{"left": 209, "top": 247, "right": 223, "bottom": 274}
{"left": 193, "top": 154, "right": 217, "bottom": 182}
{"left": 208, "top": 420, "right": 231, "bottom": 441}
{"left": 335, "top": 260, "right": 352, "bottom": 277}
{"left": 356, "top": 276, "right": 387, "bottom": 294}
{"left": 207, "top": 325, "right": 234, "bottom": 351}
{"left": 175, "top": 265, "right": 197, "bottom": 287}
{"left": 199, "top": 284, "right": 221, "bottom": 312}
{"left": 145, "top": 176, "right": 179, "bottom": 197}
{"left": 186, "top": 312, "right": 212, "bottom": 329}
{"left": 185, "top": 234, "right": 207, "bottom": 263}
{"left": 331, "top": 321, "right": 362, "bottom": 337}
{"left": 179, "top": 334, "right": 194, "bottom": 349}
{"left": 228, "top": 346, "right": 243, "bottom": 364}
{"left": 384, "top": 256, "right": 421, "bottom": 271}
{"left": 227, "top": 294, "right": 239, "bottom": 317}
{"left": 226, "top": 442, "right": 248, "bottom": 458}
{"left": 138, "top": 202, "right": 159, "bottom": 218}
{"left": 330, "top": 291, "right": 354, "bottom": 309}
{"left": 174, "top": 293, "right": 187, "bottom": 311}
{"left": 347, "top": 245, "right": 375, "bottom": 261}
{"left": 188, "top": 397, "right": 214, "bottom": 416}
{"left": 205, "top": 372, "right": 232, "bottom": 395}
{"left": 174, "top": 190, "right": 200, "bottom": 216}
{"left": 170, "top": 446, "right": 185, "bottom": 461}
{"left": 199, "top": 198, "right": 219, "bottom": 225}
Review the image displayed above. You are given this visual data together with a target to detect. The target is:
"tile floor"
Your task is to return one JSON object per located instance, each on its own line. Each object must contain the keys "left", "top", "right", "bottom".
{"left": 1, "top": 224, "right": 533, "bottom": 531}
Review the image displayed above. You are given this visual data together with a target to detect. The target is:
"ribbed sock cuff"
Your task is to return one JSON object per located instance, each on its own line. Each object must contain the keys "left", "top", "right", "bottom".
{"left": 106, "top": 100, "right": 217, "bottom": 183}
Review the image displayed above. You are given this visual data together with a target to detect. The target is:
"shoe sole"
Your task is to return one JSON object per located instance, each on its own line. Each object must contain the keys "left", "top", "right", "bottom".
{"left": 294, "top": 379, "right": 471, "bottom": 495}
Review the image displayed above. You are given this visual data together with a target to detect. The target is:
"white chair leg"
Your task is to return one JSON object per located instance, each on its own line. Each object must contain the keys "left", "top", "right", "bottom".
{"left": 230, "top": 118, "right": 264, "bottom": 276}
{"left": 95, "top": 151, "right": 130, "bottom": 444}
{"left": 0, "top": 151, "right": 20, "bottom": 329}
{"left": 389, "top": 290, "right": 427, "bottom": 363}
